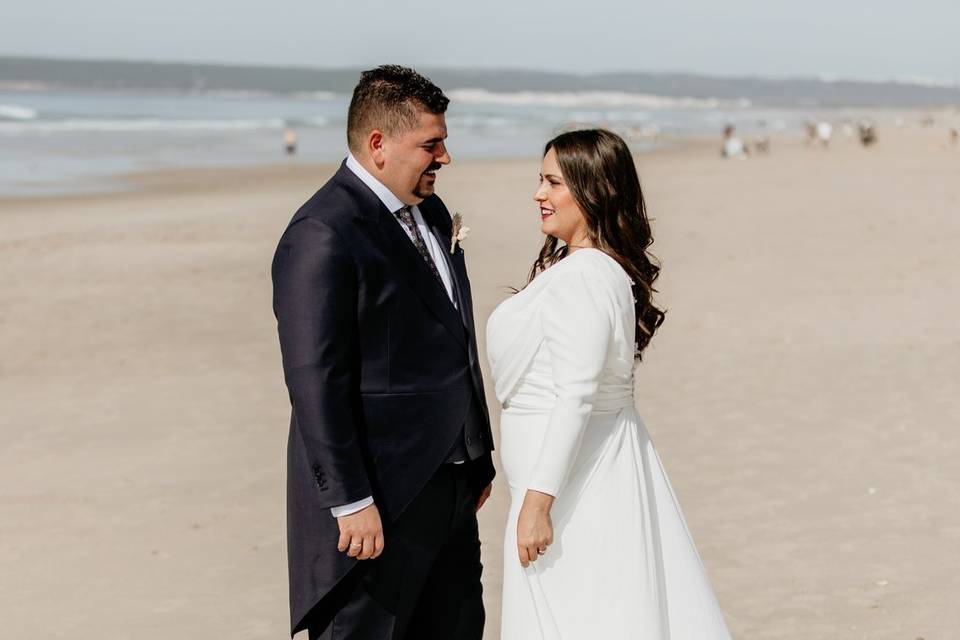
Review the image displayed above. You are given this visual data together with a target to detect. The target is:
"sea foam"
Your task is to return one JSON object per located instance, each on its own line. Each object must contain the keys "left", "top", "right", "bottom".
{"left": 0, "top": 117, "right": 286, "bottom": 134}
{"left": 447, "top": 88, "right": 751, "bottom": 109}
{"left": 0, "top": 104, "right": 38, "bottom": 120}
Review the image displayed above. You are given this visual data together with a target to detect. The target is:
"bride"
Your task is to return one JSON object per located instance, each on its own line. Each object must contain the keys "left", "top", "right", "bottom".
{"left": 487, "top": 129, "right": 732, "bottom": 639}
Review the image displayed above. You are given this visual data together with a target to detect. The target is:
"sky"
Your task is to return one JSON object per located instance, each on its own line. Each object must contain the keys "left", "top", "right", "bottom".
{"left": 2, "top": 0, "right": 958, "bottom": 82}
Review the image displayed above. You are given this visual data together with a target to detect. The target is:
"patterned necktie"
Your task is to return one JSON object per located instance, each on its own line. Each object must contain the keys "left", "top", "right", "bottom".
{"left": 395, "top": 206, "right": 445, "bottom": 288}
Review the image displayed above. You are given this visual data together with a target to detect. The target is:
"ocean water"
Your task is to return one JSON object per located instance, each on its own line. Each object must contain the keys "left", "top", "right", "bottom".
{"left": 1, "top": 88, "right": 810, "bottom": 197}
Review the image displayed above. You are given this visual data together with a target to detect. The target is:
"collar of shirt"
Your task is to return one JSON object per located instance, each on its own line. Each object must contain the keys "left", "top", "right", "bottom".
{"left": 345, "top": 153, "right": 407, "bottom": 214}
{"left": 344, "top": 154, "right": 457, "bottom": 307}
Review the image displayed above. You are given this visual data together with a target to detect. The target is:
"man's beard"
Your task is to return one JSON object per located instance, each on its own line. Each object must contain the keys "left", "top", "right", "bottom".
{"left": 413, "top": 180, "right": 434, "bottom": 199}
{"left": 413, "top": 162, "right": 442, "bottom": 199}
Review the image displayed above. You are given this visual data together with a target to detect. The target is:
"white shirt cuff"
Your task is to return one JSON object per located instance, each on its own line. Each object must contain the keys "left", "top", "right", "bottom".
{"left": 330, "top": 496, "right": 374, "bottom": 518}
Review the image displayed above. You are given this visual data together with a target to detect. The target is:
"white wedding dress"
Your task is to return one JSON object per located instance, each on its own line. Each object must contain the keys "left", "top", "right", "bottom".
{"left": 487, "top": 249, "right": 731, "bottom": 639}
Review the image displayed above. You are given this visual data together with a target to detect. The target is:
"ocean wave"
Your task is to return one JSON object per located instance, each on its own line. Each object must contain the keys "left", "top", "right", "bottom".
{"left": 446, "top": 111, "right": 665, "bottom": 132}
{"left": 201, "top": 89, "right": 276, "bottom": 98}
{"left": 0, "top": 117, "right": 287, "bottom": 134}
{"left": 446, "top": 88, "right": 751, "bottom": 109}
{"left": 293, "top": 91, "right": 340, "bottom": 101}
{"left": 300, "top": 116, "right": 330, "bottom": 127}
{"left": 446, "top": 114, "right": 524, "bottom": 129}
{"left": 565, "top": 109, "right": 653, "bottom": 124}
{"left": 817, "top": 73, "right": 958, "bottom": 89}
{"left": 0, "top": 104, "right": 38, "bottom": 120}
{"left": 280, "top": 115, "right": 332, "bottom": 129}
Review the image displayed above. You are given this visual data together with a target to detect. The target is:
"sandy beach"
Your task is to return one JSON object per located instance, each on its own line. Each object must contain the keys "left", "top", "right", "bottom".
{"left": 2, "top": 126, "right": 960, "bottom": 639}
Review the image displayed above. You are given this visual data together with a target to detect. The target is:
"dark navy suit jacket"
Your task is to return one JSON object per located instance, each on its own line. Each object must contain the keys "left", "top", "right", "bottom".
{"left": 271, "top": 162, "right": 496, "bottom": 635}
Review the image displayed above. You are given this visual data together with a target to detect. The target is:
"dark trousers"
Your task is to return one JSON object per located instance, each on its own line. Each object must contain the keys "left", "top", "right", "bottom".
{"left": 309, "top": 463, "right": 485, "bottom": 640}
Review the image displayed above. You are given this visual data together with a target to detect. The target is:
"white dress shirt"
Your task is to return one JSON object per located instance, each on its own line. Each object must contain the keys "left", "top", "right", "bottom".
{"left": 345, "top": 154, "right": 456, "bottom": 305}
{"left": 331, "top": 155, "right": 458, "bottom": 519}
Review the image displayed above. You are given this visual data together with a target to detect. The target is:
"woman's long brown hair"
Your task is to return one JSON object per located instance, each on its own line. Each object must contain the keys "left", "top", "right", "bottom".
{"left": 527, "top": 129, "right": 665, "bottom": 357}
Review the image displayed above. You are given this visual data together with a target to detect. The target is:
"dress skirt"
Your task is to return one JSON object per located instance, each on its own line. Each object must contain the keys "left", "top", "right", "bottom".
{"left": 499, "top": 405, "right": 731, "bottom": 640}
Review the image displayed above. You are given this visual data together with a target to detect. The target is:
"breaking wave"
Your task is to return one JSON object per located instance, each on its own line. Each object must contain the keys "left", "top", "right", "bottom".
{"left": 0, "top": 104, "right": 38, "bottom": 120}
{"left": 447, "top": 88, "right": 751, "bottom": 109}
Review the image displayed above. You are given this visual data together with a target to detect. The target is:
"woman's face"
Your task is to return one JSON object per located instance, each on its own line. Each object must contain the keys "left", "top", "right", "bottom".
{"left": 534, "top": 148, "right": 590, "bottom": 246}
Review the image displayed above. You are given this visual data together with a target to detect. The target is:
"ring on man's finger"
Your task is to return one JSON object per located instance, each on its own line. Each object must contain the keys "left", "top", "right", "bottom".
{"left": 350, "top": 542, "right": 362, "bottom": 548}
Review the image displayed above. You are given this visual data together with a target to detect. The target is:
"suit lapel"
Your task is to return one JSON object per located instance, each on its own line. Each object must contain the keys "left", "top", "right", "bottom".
{"left": 421, "top": 203, "right": 472, "bottom": 331}
{"left": 377, "top": 207, "right": 467, "bottom": 349}
{"left": 450, "top": 250, "right": 473, "bottom": 333}
{"left": 334, "top": 165, "right": 467, "bottom": 350}
{"left": 421, "top": 202, "right": 484, "bottom": 394}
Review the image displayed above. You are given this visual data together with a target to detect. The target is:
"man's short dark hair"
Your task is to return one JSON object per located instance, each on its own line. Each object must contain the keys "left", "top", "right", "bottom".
{"left": 347, "top": 65, "right": 449, "bottom": 152}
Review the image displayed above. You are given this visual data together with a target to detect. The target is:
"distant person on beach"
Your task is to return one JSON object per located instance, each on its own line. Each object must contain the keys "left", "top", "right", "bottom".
{"left": 859, "top": 121, "right": 878, "bottom": 147}
{"left": 805, "top": 121, "right": 817, "bottom": 146}
{"left": 816, "top": 121, "right": 833, "bottom": 148}
{"left": 721, "top": 124, "right": 748, "bottom": 159}
{"left": 283, "top": 128, "right": 298, "bottom": 156}
{"left": 630, "top": 122, "right": 661, "bottom": 142}
{"left": 271, "top": 65, "right": 494, "bottom": 640}
{"left": 950, "top": 127, "right": 959, "bottom": 147}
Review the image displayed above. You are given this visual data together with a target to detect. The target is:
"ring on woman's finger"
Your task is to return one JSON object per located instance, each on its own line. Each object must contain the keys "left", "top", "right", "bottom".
{"left": 537, "top": 547, "right": 547, "bottom": 555}
{"left": 350, "top": 542, "right": 362, "bottom": 549}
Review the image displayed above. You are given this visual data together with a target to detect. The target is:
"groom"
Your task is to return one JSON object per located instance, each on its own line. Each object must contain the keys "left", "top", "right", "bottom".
{"left": 272, "top": 65, "right": 496, "bottom": 639}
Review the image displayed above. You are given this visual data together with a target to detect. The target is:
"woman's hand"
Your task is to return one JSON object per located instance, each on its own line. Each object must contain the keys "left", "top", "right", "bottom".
{"left": 516, "top": 489, "right": 555, "bottom": 567}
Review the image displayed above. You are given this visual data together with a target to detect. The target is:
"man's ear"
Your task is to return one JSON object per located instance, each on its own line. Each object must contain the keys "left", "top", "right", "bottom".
{"left": 368, "top": 130, "right": 386, "bottom": 168}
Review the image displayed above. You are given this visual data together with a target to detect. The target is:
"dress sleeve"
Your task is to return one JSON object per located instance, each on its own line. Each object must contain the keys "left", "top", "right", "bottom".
{"left": 527, "top": 264, "right": 614, "bottom": 497}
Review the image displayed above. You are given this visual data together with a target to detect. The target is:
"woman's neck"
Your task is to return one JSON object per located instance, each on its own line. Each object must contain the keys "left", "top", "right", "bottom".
{"left": 563, "top": 226, "right": 593, "bottom": 252}
{"left": 565, "top": 235, "right": 595, "bottom": 253}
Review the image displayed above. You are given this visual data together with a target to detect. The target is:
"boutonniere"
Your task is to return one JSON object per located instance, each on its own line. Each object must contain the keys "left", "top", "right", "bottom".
{"left": 449, "top": 212, "right": 471, "bottom": 254}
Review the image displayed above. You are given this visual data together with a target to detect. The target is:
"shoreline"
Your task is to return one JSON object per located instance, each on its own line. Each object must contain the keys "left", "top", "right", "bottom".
{"left": 2, "top": 104, "right": 955, "bottom": 204}
{"left": 0, "top": 134, "right": 715, "bottom": 207}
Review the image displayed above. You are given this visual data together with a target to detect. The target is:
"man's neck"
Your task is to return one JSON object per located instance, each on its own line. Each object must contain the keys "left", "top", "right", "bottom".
{"left": 345, "top": 153, "right": 408, "bottom": 212}
{"left": 351, "top": 153, "right": 381, "bottom": 182}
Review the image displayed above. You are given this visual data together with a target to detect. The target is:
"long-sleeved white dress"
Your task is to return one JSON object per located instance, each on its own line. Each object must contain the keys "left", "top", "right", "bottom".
{"left": 486, "top": 248, "right": 731, "bottom": 639}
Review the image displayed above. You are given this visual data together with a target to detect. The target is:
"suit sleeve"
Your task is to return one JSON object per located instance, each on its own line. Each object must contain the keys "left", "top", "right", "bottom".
{"left": 527, "top": 266, "right": 613, "bottom": 497}
{"left": 272, "top": 217, "right": 372, "bottom": 508}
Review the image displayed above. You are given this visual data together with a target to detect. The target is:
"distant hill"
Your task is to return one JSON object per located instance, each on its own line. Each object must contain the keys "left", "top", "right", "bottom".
{"left": 1, "top": 56, "right": 958, "bottom": 108}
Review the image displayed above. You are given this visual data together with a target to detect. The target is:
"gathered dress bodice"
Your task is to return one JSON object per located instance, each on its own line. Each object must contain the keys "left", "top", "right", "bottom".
{"left": 486, "top": 248, "right": 637, "bottom": 494}
{"left": 487, "top": 249, "right": 636, "bottom": 408}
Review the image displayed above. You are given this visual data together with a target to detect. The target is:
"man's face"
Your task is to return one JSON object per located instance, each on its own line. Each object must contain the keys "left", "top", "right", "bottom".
{"left": 379, "top": 111, "right": 450, "bottom": 205}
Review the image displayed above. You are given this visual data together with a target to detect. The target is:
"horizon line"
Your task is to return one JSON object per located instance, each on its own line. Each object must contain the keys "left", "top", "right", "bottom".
{"left": 2, "top": 52, "right": 958, "bottom": 89}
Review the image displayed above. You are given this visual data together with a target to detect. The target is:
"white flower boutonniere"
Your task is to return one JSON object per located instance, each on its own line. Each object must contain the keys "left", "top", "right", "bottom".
{"left": 450, "top": 212, "right": 471, "bottom": 254}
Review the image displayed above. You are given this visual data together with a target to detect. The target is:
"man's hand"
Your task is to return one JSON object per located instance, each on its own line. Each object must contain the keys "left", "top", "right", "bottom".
{"left": 476, "top": 482, "right": 493, "bottom": 512}
{"left": 336, "top": 503, "right": 384, "bottom": 560}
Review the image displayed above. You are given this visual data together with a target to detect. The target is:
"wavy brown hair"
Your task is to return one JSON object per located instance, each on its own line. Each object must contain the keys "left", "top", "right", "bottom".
{"left": 528, "top": 129, "right": 665, "bottom": 357}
